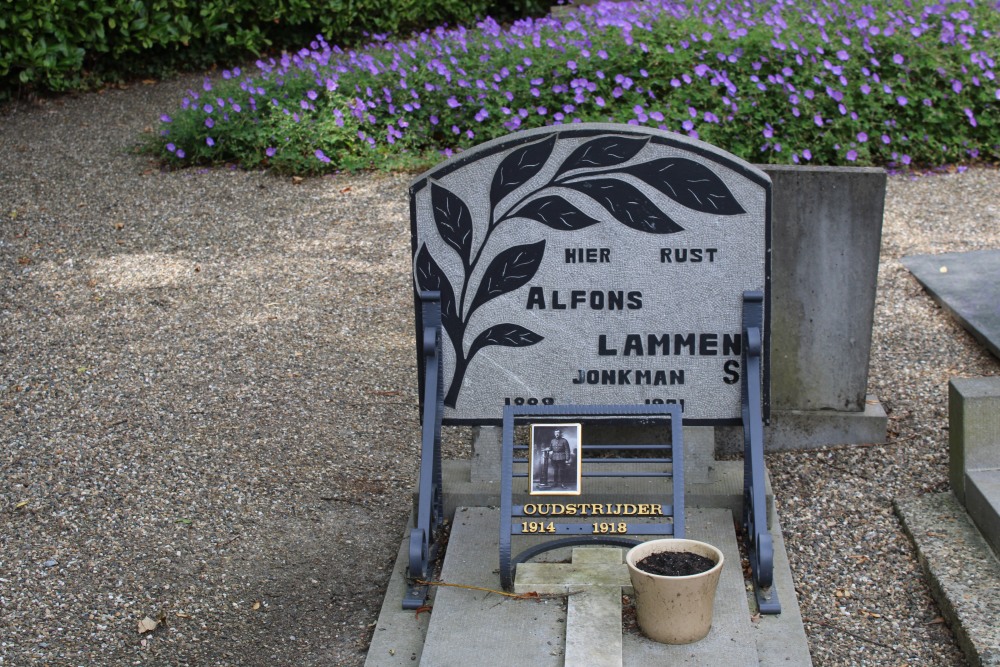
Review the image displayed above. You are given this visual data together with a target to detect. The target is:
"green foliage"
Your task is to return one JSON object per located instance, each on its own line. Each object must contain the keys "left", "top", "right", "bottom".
{"left": 0, "top": 0, "right": 548, "bottom": 99}
{"left": 148, "top": 0, "right": 999, "bottom": 173}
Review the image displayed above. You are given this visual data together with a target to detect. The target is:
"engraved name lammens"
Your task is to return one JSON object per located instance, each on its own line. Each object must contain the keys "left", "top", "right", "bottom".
{"left": 414, "top": 130, "right": 746, "bottom": 408}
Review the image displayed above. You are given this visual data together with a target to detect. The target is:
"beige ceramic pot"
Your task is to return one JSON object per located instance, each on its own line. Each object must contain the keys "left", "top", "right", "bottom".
{"left": 625, "top": 538, "right": 725, "bottom": 644}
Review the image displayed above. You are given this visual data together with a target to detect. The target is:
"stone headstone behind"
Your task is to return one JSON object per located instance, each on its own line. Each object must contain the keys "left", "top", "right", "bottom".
{"left": 410, "top": 125, "right": 771, "bottom": 426}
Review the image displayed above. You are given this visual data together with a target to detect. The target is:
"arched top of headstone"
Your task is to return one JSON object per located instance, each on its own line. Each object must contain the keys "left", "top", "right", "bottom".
{"left": 410, "top": 124, "right": 770, "bottom": 425}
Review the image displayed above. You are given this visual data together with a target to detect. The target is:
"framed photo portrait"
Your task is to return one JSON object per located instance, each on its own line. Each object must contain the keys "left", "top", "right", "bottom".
{"left": 529, "top": 423, "right": 582, "bottom": 495}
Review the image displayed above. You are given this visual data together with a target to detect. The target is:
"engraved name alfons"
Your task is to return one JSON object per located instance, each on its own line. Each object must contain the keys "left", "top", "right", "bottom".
{"left": 413, "top": 133, "right": 746, "bottom": 408}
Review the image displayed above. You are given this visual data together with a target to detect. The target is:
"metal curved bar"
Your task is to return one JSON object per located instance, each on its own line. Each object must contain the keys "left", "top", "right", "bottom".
{"left": 404, "top": 292, "right": 445, "bottom": 610}
{"left": 742, "top": 291, "right": 780, "bottom": 614}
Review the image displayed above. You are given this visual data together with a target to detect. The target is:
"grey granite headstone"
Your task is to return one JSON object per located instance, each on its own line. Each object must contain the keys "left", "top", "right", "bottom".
{"left": 903, "top": 249, "right": 1000, "bottom": 360}
{"left": 411, "top": 124, "right": 771, "bottom": 425}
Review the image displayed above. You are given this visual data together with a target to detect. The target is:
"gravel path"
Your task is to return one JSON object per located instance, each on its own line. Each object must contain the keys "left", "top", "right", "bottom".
{"left": 2, "top": 76, "right": 998, "bottom": 666}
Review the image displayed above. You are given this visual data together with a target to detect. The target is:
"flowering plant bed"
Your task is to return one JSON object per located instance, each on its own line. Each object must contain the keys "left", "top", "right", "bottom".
{"left": 150, "top": 0, "right": 999, "bottom": 174}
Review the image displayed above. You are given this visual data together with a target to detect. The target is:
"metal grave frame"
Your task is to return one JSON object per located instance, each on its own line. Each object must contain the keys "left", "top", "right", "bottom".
{"left": 406, "top": 289, "right": 780, "bottom": 613}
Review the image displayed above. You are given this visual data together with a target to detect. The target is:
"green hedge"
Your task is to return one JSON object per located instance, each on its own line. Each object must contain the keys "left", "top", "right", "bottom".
{"left": 0, "top": 0, "right": 548, "bottom": 99}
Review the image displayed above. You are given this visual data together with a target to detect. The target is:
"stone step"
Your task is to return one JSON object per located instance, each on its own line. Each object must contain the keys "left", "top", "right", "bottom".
{"left": 966, "top": 469, "right": 1000, "bottom": 557}
{"left": 895, "top": 492, "right": 1000, "bottom": 667}
{"left": 366, "top": 505, "right": 811, "bottom": 666}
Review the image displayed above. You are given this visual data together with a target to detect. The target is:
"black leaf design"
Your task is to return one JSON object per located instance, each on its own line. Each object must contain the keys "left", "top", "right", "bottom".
{"left": 467, "top": 323, "right": 544, "bottom": 361}
{"left": 624, "top": 158, "right": 746, "bottom": 215}
{"left": 490, "top": 135, "right": 556, "bottom": 211}
{"left": 431, "top": 182, "right": 474, "bottom": 267}
{"left": 512, "top": 195, "right": 601, "bottom": 231}
{"left": 565, "top": 179, "right": 683, "bottom": 234}
{"left": 414, "top": 245, "right": 461, "bottom": 336}
{"left": 555, "top": 135, "right": 649, "bottom": 176}
{"left": 468, "top": 240, "right": 546, "bottom": 316}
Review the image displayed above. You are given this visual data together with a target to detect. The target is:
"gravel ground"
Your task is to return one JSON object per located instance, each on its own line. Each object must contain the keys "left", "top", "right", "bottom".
{"left": 1, "top": 75, "right": 998, "bottom": 667}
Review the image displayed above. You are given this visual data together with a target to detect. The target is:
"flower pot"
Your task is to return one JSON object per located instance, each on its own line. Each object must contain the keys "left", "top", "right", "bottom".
{"left": 625, "top": 538, "right": 725, "bottom": 644}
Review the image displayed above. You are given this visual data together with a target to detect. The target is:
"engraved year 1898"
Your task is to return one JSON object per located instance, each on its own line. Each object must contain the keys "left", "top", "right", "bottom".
{"left": 504, "top": 396, "right": 555, "bottom": 406}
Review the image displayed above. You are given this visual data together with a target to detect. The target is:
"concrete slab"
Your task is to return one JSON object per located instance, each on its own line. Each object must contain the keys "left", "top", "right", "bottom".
{"left": 895, "top": 492, "right": 1000, "bottom": 667}
{"left": 752, "top": 501, "right": 814, "bottom": 666}
{"left": 903, "top": 250, "right": 1000, "bottom": 360}
{"left": 949, "top": 377, "right": 1000, "bottom": 504}
{"left": 966, "top": 470, "right": 1000, "bottom": 558}
{"left": 516, "top": 548, "right": 629, "bottom": 667}
{"left": 366, "top": 505, "right": 811, "bottom": 666}
{"left": 365, "top": 520, "right": 432, "bottom": 666}
{"left": 717, "top": 395, "right": 888, "bottom": 453}
{"left": 621, "top": 508, "right": 758, "bottom": 666}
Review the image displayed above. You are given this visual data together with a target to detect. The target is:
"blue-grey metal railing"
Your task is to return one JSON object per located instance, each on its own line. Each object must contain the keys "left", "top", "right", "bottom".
{"left": 498, "top": 403, "right": 684, "bottom": 591}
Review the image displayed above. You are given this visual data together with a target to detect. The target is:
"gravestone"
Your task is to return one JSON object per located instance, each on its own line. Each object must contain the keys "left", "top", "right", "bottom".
{"left": 405, "top": 124, "right": 778, "bottom": 609}
{"left": 367, "top": 124, "right": 813, "bottom": 666}
{"left": 410, "top": 125, "right": 770, "bottom": 424}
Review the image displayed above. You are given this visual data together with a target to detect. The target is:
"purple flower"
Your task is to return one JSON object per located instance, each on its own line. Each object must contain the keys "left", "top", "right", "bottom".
{"left": 475, "top": 108, "right": 489, "bottom": 122}
{"left": 813, "top": 115, "right": 824, "bottom": 127}
{"left": 882, "top": 134, "right": 891, "bottom": 144}
{"left": 160, "top": 114, "right": 172, "bottom": 123}
{"left": 166, "top": 143, "right": 176, "bottom": 153}
{"left": 857, "top": 132, "right": 868, "bottom": 142}
{"left": 266, "top": 147, "right": 276, "bottom": 157}
{"left": 846, "top": 149, "right": 858, "bottom": 161}
{"left": 447, "top": 97, "right": 460, "bottom": 108}
{"left": 205, "top": 118, "right": 214, "bottom": 128}
{"left": 176, "top": 149, "right": 186, "bottom": 159}
{"left": 315, "top": 149, "right": 331, "bottom": 163}
{"left": 206, "top": 137, "right": 215, "bottom": 147}
{"left": 952, "top": 80, "right": 963, "bottom": 93}
{"left": 802, "top": 149, "right": 812, "bottom": 161}
{"left": 897, "top": 96, "right": 908, "bottom": 106}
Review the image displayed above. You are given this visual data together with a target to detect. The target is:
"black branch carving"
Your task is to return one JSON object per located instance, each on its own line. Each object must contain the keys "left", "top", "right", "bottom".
{"left": 415, "top": 133, "right": 748, "bottom": 408}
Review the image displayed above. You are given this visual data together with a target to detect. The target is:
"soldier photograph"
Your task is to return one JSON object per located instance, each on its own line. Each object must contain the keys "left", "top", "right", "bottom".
{"left": 529, "top": 423, "right": 582, "bottom": 495}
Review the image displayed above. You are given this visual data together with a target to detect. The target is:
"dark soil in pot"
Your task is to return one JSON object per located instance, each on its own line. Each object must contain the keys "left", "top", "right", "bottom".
{"left": 636, "top": 551, "right": 716, "bottom": 576}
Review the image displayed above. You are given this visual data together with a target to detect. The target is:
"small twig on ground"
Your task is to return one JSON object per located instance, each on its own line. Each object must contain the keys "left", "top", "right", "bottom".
{"left": 802, "top": 617, "right": 910, "bottom": 654}
{"left": 415, "top": 579, "right": 571, "bottom": 600}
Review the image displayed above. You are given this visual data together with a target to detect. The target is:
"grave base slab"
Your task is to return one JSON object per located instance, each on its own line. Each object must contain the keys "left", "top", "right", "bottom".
{"left": 365, "top": 505, "right": 811, "bottom": 666}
